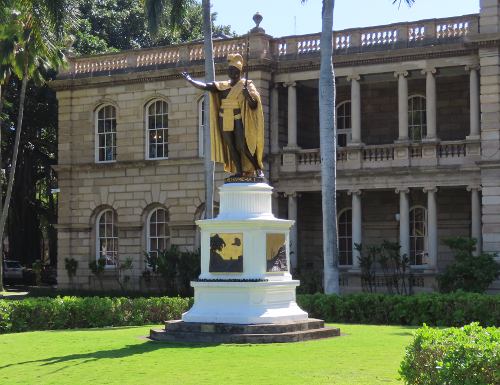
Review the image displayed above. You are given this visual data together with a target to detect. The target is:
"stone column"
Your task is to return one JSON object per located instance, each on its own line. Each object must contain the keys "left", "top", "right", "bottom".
{"left": 396, "top": 188, "right": 410, "bottom": 259}
{"left": 284, "top": 82, "right": 298, "bottom": 150}
{"left": 270, "top": 84, "right": 280, "bottom": 154}
{"left": 424, "top": 187, "right": 438, "bottom": 268}
{"left": 467, "top": 66, "right": 480, "bottom": 139}
{"left": 422, "top": 68, "right": 437, "bottom": 140}
{"left": 347, "top": 75, "right": 361, "bottom": 144}
{"left": 395, "top": 71, "right": 409, "bottom": 141}
{"left": 287, "top": 192, "right": 298, "bottom": 271}
{"left": 349, "top": 189, "right": 362, "bottom": 268}
{"left": 467, "top": 186, "right": 482, "bottom": 256}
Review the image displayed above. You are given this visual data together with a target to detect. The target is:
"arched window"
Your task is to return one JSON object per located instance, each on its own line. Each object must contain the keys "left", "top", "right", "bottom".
{"left": 338, "top": 208, "right": 353, "bottom": 266}
{"left": 147, "top": 208, "right": 170, "bottom": 260}
{"left": 146, "top": 100, "right": 169, "bottom": 159}
{"left": 96, "top": 105, "right": 117, "bottom": 162}
{"left": 409, "top": 206, "right": 427, "bottom": 265}
{"left": 408, "top": 95, "right": 426, "bottom": 141}
{"left": 96, "top": 209, "right": 118, "bottom": 266}
{"left": 198, "top": 97, "right": 206, "bottom": 158}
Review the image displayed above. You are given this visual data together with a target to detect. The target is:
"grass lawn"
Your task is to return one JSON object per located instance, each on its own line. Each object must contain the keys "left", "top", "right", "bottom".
{"left": 0, "top": 324, "right": 415, "bottom": 385}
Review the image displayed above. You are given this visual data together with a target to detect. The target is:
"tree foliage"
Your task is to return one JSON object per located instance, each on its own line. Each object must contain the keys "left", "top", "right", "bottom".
{"left": 72, "top": 0, "right": 232, "bottom": 55}
{"left": 438, "top": 237, "right": 500, "bottom": 293}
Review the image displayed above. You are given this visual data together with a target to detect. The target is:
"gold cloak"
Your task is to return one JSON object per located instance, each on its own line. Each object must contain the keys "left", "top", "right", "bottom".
{"left": 209, "top": 79, "right": 264, "bottom": 173}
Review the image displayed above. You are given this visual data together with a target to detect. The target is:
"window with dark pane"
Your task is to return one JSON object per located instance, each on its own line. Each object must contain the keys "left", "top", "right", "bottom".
{"left": 336, "top": 101, "right": 352, "bottom": 148}
{"left": 147, "top": 208, "right": 170, "bottom": 265}
{"left": 97, "top": 209, "right": 118, "bottom": 266}
{"left": 408, "top": 96, "right": 426, "bottom": 141}
{"left": 410, "top": 206, "right": 427, "bottom": 265}
{"left": 147, "top": 100, "right": 169, "bottom": 159}
{"left": 96, "top": 105, "right": 117, "bottom": 162}
{"left": 338, "top": 208, "right": 353, "bottom": 266}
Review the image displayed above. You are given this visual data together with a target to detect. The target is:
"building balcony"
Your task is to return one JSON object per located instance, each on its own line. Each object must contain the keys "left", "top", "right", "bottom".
{"left": 278, "top": 138, "right": 480, "bottom": 174}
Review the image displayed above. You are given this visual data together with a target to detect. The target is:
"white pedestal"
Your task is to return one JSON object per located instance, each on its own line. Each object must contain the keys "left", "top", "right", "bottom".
{"left": 182, "top": 182, "right": 308, "bottom": 324}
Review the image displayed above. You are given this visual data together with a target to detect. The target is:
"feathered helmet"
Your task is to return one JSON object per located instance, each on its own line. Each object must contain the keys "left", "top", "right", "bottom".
{"left": 227, "top": 53, "right": 243, "bottom": 71}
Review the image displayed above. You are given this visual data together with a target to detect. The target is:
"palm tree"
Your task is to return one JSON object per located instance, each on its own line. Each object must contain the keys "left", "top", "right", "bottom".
{"left": 201, "top": 0, "right": 215, "bottom": 220}
{"left": 0, "top": 19, "right": 13, "bottom": 291}
{"left": 300, "top": 0, "right": 415, "bottom": 294}
{"left": 318, "top": 0, "right": 338, "bottom": 294}
{"left": 299, "top": 0, "right": 338, "bottom": 294}
{"left": 143, "top": 0, "right": 215, "bottom": 219}
{"left": 143, "top": 0, "right": 189, "bottom": 37}
{"left": 0, "top": 0, "right": 76, "bottom": 290}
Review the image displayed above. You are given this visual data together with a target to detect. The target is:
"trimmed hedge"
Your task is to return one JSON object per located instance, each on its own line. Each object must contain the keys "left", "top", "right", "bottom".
{"left": 0, "top": 292, "right": 498, "bottom": 334}
{"left": 0, "top": 296, "right": 191, "bottom": 333}
{"left": 296, "top": 292, "right": 500, "bottom": 326}
{"left": 400, "top": 323, "right": 499, "bottom": 385}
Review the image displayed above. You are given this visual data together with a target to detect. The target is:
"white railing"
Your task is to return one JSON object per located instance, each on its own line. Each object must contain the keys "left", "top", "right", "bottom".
{"left": 63, "top": 14, "right": 478, "bottom": 76}
{"left": 438, "top": 141, "right": 466, "bottom": 158}
{"left": 436, "top": 20, "right": 470, "bottom": 39}
{"left": 361, "top": 29, "right": 398, "bottom": 47}
{"left": 73, "top": 55, "right": 128, "bottom": 75}
{"left": 281, "top": 140, "right": 474, "bottom": 173}
{"left": 363, "top": 145, "right": 395, "bottom": 161}
{"left": 137, "top": 48, "right": 179, "bottom": 67}
{"left": 296, "top": 148, "right": 348, "bottom": 166}
{"left": 276, "top": 14, "right": 477, "bottom": 56}
{"left": 297, "top": 149, "right": 321, "bottom": 165}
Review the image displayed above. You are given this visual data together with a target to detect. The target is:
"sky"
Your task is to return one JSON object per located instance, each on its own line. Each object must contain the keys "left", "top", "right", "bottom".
{"left": 211, "top": 0, "right": 480, "bottom": 37}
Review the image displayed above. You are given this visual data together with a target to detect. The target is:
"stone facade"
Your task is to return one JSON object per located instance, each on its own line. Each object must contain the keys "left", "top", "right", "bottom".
{"left": 52, "top": 2, "right": 500, "bottom": 292}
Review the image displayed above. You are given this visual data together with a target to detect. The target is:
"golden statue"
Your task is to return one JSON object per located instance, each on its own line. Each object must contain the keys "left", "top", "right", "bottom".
{"left": 181, "top": 54, "right": 264, "bottom": 178}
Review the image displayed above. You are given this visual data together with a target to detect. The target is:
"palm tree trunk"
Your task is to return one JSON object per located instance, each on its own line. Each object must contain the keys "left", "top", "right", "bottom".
{"left": 0, "top": 75, "right": 10, "bottom": 291}
{"left": 319, "top": 0, "right": 339, "bottom": 294}
{"left": 0, "top": 67, "right": 28, "bottom": 268}
{"left": 0, "top": 83, "right": 3, "bottom": 291}
{"left": 202, "top": 0, "right": 215, "bottom": 219}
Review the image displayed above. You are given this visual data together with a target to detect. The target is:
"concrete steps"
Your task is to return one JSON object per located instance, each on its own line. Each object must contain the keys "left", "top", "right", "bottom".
{"left": 150, "top": 318, "right": 340, "bottom": 344}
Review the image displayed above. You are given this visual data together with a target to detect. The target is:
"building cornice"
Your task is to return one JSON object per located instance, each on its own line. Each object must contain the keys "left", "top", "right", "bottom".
{"left": 53, "top": 157, "right": 206, "bottom": 173}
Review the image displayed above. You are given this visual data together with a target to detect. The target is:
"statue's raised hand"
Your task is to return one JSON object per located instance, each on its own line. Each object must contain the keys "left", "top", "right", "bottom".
{"left": 181, "top": 71, "right": 192, "bottom": 82}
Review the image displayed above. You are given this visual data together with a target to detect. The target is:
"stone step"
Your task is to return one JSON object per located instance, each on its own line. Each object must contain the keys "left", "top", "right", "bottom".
{"left": 150, "top": 325, "right": 340, "bottom": 344}
{"left": 164, "top": 318, "right": 325, "bottom": 335}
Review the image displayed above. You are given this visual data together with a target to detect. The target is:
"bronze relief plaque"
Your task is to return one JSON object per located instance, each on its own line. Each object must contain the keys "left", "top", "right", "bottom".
{"left": 209, "top": 233, "right": 243, "bottom": 273}
{"left": 266, "top": 233, "right": 288, "bottom": 272}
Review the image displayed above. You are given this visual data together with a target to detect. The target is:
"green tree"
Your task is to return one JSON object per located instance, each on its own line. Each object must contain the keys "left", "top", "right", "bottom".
{"left": 0, "top": 0, "right": 76, "bottom": 288}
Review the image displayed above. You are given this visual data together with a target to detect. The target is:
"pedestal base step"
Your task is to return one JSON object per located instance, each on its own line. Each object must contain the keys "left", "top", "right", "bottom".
{"left": 149, "top": 318, "right": 340, "bottom": 344}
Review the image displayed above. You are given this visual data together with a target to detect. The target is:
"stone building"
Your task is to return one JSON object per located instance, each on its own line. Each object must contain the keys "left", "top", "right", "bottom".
{"left": 52, "top": 1, "right": 500, "bottom": 292}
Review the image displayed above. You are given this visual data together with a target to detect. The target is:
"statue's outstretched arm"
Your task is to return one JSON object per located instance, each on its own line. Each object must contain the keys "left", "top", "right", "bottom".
{"left": 181, "top": 72, "right": 217, "bottom": 92}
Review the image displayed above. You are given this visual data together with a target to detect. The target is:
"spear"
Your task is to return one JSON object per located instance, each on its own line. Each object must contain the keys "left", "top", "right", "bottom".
{"left": 245, "top": 31, "right": 250, "bottom": 87}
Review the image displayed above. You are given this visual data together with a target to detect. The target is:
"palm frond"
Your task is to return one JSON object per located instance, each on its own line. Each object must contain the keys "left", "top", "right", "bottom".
{"left": 169, "top": 0, "right": 190, "bottom": 28}
{"left": 144, "top": 0, "right": 168, "bottom": 37}
{"left": 392, "top": 0, "right": 415, "bottom": 8}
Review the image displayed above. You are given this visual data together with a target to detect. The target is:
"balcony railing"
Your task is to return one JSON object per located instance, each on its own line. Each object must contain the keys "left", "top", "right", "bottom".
{"left": 279, "top": 139, "right": 479, "bottom": 173}
{"left": 60, "top": 14, "right": 478, "bottom": 78}
{"left": 274, "top": 14, "right": 476, "bottom": 57}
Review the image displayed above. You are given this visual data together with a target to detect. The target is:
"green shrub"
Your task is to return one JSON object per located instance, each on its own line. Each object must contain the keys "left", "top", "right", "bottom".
{"left": 0, "top": 292, "right": 497, "bottom": 334}
{"left": 0, "top": 296, "right": 191, "bottom": 333}
{"left": 64, "top": 258, "right": 78, "bottom": 280}
{"left": 297, "top": 292, "right": 500, "bottom": 326}
{"left": 438, "top": 237, "right": 500, "bottom": 293}
{"left": 144, "top": 246, "right": 201, "bottom": 296}
{"left": 400, "top": 323, "right": 500, "bottom": 385}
